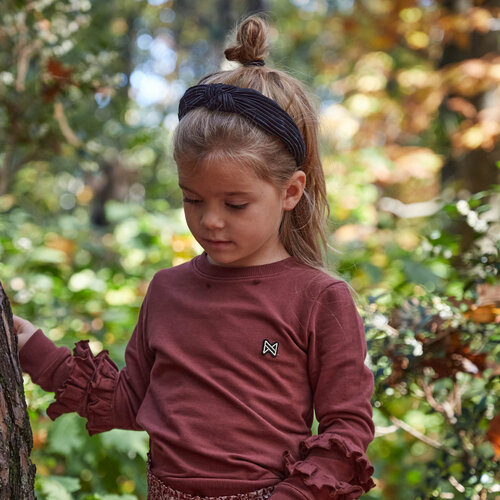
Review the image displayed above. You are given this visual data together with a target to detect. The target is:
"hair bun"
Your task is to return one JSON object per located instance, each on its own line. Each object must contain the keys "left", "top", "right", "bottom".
{"left": 224, "top": 15, "right": 269, "bottom": 66}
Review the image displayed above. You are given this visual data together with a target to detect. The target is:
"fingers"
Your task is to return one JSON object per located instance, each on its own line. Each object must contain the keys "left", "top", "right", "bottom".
{"left": 12, "top": 314, "right": 36, "bottom": 336}
{"left": 13, "top": 314, "right": 23, "bottom": 334}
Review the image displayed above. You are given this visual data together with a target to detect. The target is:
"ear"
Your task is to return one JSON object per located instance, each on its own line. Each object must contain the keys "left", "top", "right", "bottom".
{"left": 283, "top": 170, "right": 306, "bottom": 211}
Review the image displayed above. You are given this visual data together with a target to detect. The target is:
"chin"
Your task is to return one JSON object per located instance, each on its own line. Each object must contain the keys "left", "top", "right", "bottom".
{"left": 206, "top": 251, "right": 250, "bottom": 267}
{"left": 207, "top": 255, "right": 238, "bottom": 267}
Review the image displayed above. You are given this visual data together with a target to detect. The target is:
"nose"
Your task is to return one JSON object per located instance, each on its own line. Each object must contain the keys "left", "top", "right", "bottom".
{"left": 200, "top": 208, "right": 225, "bottom": 230}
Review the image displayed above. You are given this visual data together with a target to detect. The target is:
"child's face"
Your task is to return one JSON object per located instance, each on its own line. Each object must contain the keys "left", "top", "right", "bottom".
{"left": 178, "top": 159, "right": 291, "bottom": 267}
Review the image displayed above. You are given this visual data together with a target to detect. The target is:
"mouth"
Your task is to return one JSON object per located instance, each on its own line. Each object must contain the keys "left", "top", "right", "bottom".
{"left": 203, "top": 239, "right": 233, "bottom": 247}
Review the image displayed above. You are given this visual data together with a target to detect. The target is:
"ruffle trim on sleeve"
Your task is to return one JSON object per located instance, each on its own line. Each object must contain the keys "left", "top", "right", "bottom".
{"left": 46, "top": 340, "right": 119, "bottom": 436}
{"left": 282, "top": 433, "right": 376, "bottom": 499}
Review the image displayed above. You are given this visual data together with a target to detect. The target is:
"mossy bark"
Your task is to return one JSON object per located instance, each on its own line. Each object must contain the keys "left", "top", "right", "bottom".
{"left": 0, "top": 281, "right": 36, "bottom": 499}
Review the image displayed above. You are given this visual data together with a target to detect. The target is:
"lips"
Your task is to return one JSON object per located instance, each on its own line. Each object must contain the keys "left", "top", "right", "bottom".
{"left": 203, "top": 239, "right": 233, "bottom": 248}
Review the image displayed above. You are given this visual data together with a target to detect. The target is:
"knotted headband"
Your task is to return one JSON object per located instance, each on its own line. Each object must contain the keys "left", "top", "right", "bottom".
{"left": 178, "top": 83, "right": 306, "bottom": 168}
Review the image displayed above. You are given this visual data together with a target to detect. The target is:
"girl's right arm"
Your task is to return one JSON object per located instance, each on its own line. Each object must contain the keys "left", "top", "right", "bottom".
{"left": 13, "top": 283, "right": 155, "bottom": 437}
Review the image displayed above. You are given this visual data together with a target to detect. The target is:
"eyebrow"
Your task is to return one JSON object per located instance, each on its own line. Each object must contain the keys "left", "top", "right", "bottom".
{"left": 178, "top": 184, "right": 252, "bottom": 196}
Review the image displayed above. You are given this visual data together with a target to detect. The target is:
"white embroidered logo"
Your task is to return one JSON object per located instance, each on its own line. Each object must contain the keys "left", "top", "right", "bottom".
{"left": 262, "top": 339, "right": 279, "bottom": 358}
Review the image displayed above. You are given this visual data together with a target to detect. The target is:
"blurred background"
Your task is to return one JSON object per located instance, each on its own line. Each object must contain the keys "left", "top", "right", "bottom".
{"left": 1, "top": 0, "right": 499, "bottom": 499}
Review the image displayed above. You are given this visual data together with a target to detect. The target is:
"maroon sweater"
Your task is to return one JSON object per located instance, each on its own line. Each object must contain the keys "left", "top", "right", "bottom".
{"left": 19, "top": 253, "right": 376, "bottom": 499}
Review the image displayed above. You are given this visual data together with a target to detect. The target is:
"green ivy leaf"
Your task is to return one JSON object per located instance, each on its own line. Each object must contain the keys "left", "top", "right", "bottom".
{"left": 36, "top": 475, "right": 80, "bottom": 500}
{"left": 401, "top": 259, "right": 440, "bottom": 287}
{"left": 47, "top": 413, "right": 86, "bottom": 456}
{"left": 30, "top": 247, "right": 67, "bottom": 264}
{"left": 100, "top": 429, "right": 149, "bottom": 460}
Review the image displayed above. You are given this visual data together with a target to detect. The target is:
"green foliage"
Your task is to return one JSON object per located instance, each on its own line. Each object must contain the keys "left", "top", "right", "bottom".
{"left": 2, "top": 198, "right": 193, "bottom": 498}
{"left": 360, "top": 187, "right": 499, "bottom": 499}
{"left": 36, "top": 475, "right": 81, "bottom": 500}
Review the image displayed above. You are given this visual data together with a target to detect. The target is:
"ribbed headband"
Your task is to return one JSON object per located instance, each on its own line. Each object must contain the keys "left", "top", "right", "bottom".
{"left": 178, "top": 83, "right": 306, "bottom": 168}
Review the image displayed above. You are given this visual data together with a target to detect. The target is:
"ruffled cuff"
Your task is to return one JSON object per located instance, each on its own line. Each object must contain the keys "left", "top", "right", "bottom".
{"left": 19, "top": 329, "right": 73, "bottom": 390}
{"left": 46, "top": 340, "right": 119, "bottom": 436}
{"left": 281, "top": 433, "right": 376, "bottom": 499}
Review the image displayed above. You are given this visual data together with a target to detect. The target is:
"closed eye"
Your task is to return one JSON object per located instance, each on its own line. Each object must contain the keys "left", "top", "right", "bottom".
{"left": 183, "top": 197, "right": 201, "bottom": 204}
{"left": 226, "top": 203, "right": 248, "bottom": 210}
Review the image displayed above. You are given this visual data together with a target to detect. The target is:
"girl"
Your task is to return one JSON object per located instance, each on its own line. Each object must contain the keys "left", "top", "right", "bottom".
{"left": 14, "top": 14, "right": 376, "bottom": 500}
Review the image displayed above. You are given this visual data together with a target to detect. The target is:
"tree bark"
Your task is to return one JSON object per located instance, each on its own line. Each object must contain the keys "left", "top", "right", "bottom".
{"left": 0, "top": 282, "right": 36, "bottom": 499}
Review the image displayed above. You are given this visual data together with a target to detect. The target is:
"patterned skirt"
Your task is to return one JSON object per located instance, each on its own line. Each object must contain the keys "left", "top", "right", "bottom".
{"left": 146, "top": 454, "right": 275, "bottom": 500}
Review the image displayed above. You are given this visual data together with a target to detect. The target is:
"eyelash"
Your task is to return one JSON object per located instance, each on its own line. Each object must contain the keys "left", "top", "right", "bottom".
{"left": 182, "top": 197, "right": 200, "bottom": 204}
{"left": 182, "top": 198, "right": 248, "bottom": 210}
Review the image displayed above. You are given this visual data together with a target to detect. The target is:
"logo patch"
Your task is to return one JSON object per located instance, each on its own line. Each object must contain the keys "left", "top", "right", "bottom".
{"left": 262, "top": 339, "right": 279, "bottom": 358}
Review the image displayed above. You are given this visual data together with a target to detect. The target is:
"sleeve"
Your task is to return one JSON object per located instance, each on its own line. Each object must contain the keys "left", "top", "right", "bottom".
{"left": 18, "top": 279, "right": 155, "bottom": 437}
{"left": 271, "top": 282, "right": 376, "bottom": 500}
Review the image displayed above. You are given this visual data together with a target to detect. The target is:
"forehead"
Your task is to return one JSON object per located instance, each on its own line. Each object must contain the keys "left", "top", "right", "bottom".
{"left": 177, "top": 159, "right": 264, "bottom": 191}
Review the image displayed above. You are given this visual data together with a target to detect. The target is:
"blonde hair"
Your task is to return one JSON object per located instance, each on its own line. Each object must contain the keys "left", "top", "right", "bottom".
{"left": 173, "top": 14, "right": 329, "bottom": 269}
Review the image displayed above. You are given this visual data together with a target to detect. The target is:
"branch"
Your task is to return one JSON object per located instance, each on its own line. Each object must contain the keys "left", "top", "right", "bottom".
{"left": 419, "top": 377, "right": 457, "bottom": 424}
{"left": 15, "top": 41, "right": 42, "bottom": 92}
{"left": 389, "top": 415, "right": 459, "bottom": 456}
{"left": 378, "top": 196, "right": 445, "bottom": 218}
{"left": 13, "top": 10, "right": 42, "bottom": 93}
{"left": 452, "top": 381, "right": 462, "bottom": 417}
{"left": 374, "top": 424, "right": 398, "bottom": 437}
{"left": 0, "top": 139, "right": 14, "bottom": 196}
{"left": 54, "top": 101, "right": 82, "bottom": 147}
{"left": 449, "top": 475, "right": 465, "bottom": 493}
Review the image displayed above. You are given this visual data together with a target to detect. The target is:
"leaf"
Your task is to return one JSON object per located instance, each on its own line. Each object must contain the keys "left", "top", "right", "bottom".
{"left": 47, "top": 59, "right": 73, "bottom": 83}
{"left": 47, "top": 413, "right": 86, "bottom": 456}
{"left": 30, "top": 247, "right": 67, "bottom": 264}
{"left": 447, "top": 97, "right": 477, "bottom": 118}
{"left": 420, "top": 330, "right": 487, "bottom": 380}
{"left": 37, "top": 476, "right": 79, "bottom": 500}
{"left": 43, "top": 59, "right": 74, "bottom": 102}
{"left": 486, "top": 411, "right": 500, "bottom": 459}
{"left": 385, "top": 353, "right": 410, "bottom": 386}
{"left": 476, "top": 283, "right": 500, "bottom": 306}
{"left": 401, "top": 260, "right": 440, "bottom": 287}
{"left": 45, "top": 234, "right": 76, "bottom": 260}
{"left": 463, "top": 305, "right": 500, "bottom": 323}
{"left": 100, "top": 429, "right": 149, "bottom": 460}
{"left": 50, "top": 476, "right": 81, "bottom": 493}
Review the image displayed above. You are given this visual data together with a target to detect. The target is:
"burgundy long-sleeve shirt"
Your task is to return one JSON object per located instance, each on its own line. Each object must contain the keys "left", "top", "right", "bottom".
{"left": 19, "top": 253, "right": 376, "bottom": 499}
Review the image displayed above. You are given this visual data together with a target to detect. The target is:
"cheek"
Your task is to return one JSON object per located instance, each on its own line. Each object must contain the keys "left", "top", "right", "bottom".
{"left": 183, "top": 206, "right": 197, "bottom": 228}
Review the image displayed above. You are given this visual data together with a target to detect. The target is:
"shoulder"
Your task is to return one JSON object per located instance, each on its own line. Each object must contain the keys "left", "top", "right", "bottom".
{"left": 285, "top": 262, "right": 365, "bottom": 327}
{"left": 146, "top": 256, "right": 199, "bottom": 294}
{"left": 152, "top": 258, "right": 194, "bottom": 280}
{"left": 288, "top": 259, "right": 352, "bottom": 300}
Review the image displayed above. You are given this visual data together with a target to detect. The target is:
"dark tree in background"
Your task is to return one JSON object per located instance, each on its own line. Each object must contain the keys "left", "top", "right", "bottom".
{"left": 439, "top": 0, "right": 500, "bottom": 193}
{"left": 438, "top": 0, "right": 500, "bottom": 255}
{"left": 0, "top": 283, "right": 36, "bottom": 499}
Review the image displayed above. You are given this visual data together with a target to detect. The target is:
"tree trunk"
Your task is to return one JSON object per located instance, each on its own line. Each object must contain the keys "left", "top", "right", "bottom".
{"left": 439, "top": 0, "right": 500, "bottom": 194}
{"left": 438, "top": 0, "right": 500, "bottom": 260}
{"left": 0, "top": 282, "right": 36, "bottom": 499}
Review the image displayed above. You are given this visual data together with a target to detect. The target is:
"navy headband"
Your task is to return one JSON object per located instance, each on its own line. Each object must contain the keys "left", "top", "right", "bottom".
{"left": 178, "top": 83, "right": 306, "bottom": 168}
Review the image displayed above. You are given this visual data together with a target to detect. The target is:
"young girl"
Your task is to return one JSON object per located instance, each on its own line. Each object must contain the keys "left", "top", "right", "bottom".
{"left": 14, "top": 14, "right": 376, "bottom": 500}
